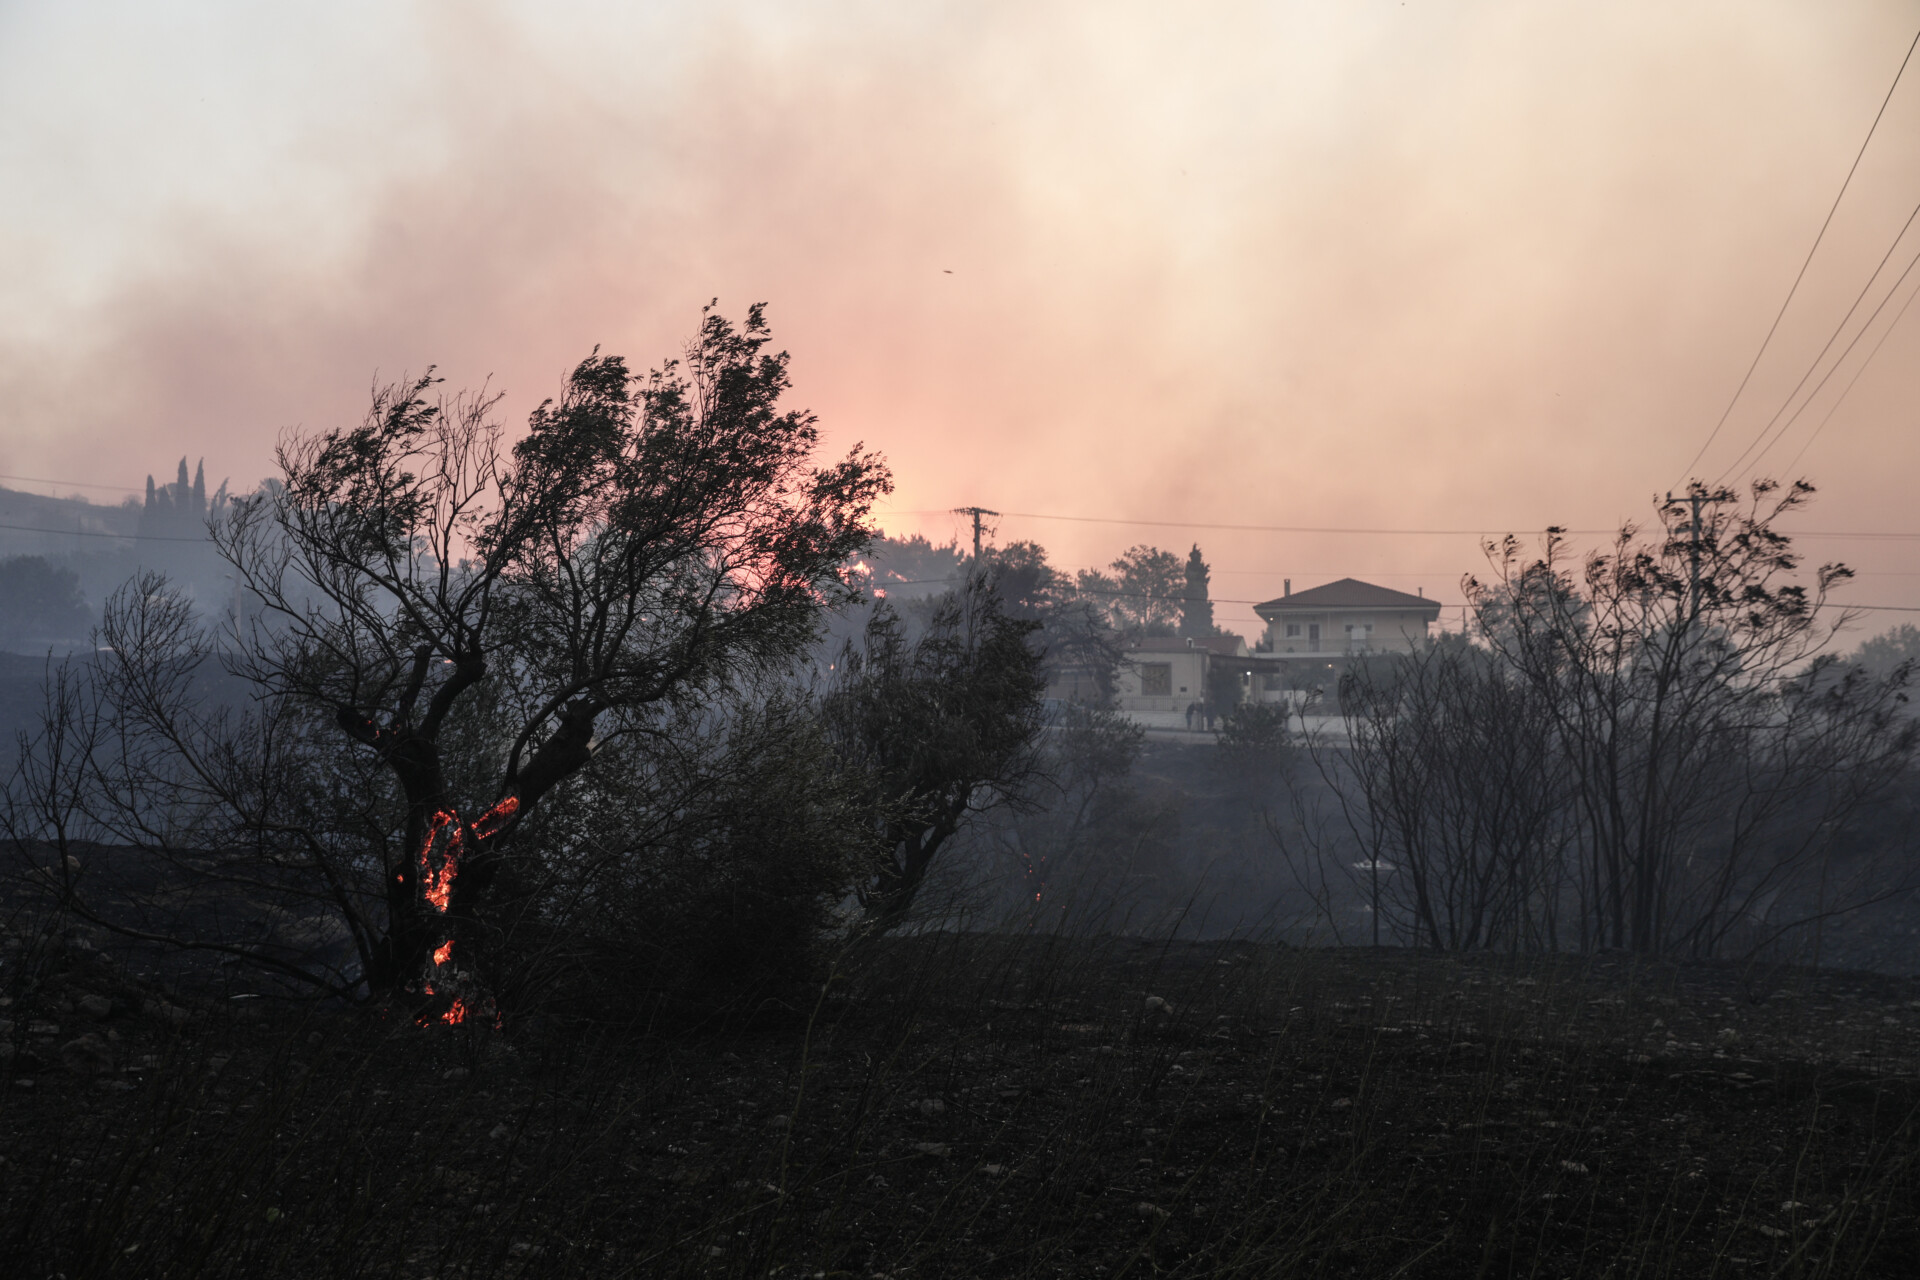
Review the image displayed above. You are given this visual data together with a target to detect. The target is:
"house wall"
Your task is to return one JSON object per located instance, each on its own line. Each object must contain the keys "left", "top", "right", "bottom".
{"left": 1256, "top": 608, "right": 1433, "bottom": 656}
{"left": 1114, "top": 648, "right": 1209, "bottom": 717}
{"left": 1104, "top": 632, "right": 1408, "bottom": 730}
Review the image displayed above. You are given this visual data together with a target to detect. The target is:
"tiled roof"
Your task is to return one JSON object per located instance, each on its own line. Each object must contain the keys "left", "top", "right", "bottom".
{"left": 1254, "top": 578, "right": 1441, "bottom": 613}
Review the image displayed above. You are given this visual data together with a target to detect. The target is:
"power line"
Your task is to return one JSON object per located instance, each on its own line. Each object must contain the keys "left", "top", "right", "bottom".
{"left": 1781, "top": 255, "right": 1920, "bottom": 476}
{"left": 881, "top": 507, "right": 1920, "bottom": 541}
{"left": 871, "top": 574, "right": 1920, "bottom": 615}
{"left": 884, "top": 507, "right": 1620, "bottom": 534}
{"left": 867, "top": 578, "right": 1453, "bottom": 608}
{"left": 993, "top": 510, "right": 1616, "bottom": 535}
{"left": 1676, "top": 20, "right": 1920, "bottom": 486}
{"left": 0, "top": 520, "right": 203, "bottom": 543}
{"left": 1717, "top": 200, "right": 1920, "bottom": 484}
{"left": 0, "top": 473, "right": 147, "bottom": 493}
{"left": 1204, "top": 568, "right": 1449, "bottom": 577}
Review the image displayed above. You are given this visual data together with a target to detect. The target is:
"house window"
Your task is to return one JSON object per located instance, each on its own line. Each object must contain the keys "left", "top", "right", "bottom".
{"left": 1139, "top": 663, "right": 1172, "bottom": 697}
{"left": 1285, "top": 624, "right": 1301, "bottom": 638}
{"left": 1308, "top": 623, "right": 1320, "bottom": 651}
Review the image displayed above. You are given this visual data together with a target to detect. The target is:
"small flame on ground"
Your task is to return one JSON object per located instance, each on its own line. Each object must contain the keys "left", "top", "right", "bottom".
{"left": 432, "top": 940, "right": 453, "bottom": 966}
{"left": 1019, "top": 849, "right": 1049, "bottom": 903}
{"left": 442, "top": 999, "right": 468, "bottom": 1026}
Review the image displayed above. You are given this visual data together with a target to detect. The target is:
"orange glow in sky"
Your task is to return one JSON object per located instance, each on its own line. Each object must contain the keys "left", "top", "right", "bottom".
{"left": 3, "top": 2, "right": 1918, "bottom": 637}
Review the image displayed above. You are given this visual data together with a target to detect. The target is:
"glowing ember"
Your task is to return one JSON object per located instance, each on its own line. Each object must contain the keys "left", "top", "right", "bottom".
{"left": 1018, "top": 848, "right": 1049, "bottom": 902}
{"left": 406, "top": 796, "right": 523, "bottom": 1032}
{"left": 416, "top": 795, "right": 521, "bottom": 914}
{"left": 470, "top": 793, "right": 520, "bottom": 839}
{"left": 417, "top": 808, "right": 457, "bottom": 910}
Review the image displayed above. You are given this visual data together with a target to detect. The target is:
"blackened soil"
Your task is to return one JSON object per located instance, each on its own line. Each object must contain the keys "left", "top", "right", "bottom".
{"left": 2, "top": 933, "right": 1917, "bottom": 1278}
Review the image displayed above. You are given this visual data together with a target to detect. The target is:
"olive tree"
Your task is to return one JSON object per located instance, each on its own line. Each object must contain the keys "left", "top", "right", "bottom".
{"left": 824, "top": 578, "right": 1048, "bottom": 935}
{"left": 1465, "top": 480, "right": 1915, "bottom": 957}
{"left": 1279, "top": 481, "right": 1915, "bottom": 961}
{"left": 4, "top": 305, "right": 889, "bottom": 1005}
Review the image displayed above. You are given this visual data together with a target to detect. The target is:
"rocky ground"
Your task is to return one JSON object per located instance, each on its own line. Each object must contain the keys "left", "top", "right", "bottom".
{"left": 2, "top": 929, "right": 1917, "bottom": 1278}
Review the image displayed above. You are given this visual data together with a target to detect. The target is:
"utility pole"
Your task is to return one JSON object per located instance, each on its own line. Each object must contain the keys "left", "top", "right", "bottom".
{"left": 1664, "top": 488, "right": 1713, "bottom": 617}
{"left": 952, "top": 506, "right": 998, "bottom": 562}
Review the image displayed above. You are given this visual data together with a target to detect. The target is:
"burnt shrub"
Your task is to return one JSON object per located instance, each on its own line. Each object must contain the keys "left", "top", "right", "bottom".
{"left": 500, "top": 690, "right": 870, "bottom": 1022}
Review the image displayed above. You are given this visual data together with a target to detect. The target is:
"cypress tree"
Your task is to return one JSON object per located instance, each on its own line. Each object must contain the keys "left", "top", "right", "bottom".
{"left": 1180, "top": 543, "right": 1213, "bottom": 639}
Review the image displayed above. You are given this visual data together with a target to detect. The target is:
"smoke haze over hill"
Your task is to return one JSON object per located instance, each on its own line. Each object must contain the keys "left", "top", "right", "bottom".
{"left": 4, "top": 2, "right": 1920, "bottom": 639}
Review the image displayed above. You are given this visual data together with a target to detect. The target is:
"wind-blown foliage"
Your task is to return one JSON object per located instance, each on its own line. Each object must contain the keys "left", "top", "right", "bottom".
{"left": 825, "top": 579, "right": 1048, "bottom": 934}
{"left": 3, "top": 306, "right": 890, "bottom": 1003}
{"left": 1288, "top": 482, "right": 1917, "bottom": 960}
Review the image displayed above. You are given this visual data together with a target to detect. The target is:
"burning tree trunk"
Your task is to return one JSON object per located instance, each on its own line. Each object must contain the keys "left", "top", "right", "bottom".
{"left": 5, "top": 306, "right": 889, "bottom": 1006}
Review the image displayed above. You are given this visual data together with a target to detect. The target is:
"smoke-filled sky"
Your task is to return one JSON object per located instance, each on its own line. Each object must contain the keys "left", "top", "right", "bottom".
{"left": 4, "top": 1, "right": 1919, "bottom": 637}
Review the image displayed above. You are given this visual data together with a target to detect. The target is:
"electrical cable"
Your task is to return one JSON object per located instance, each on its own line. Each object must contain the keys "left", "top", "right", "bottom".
{"left": 0, "top": 473, "right": 146, "bottom": 493}
{"left": 1720, "top": 192, "right": 1920, "bottom": 483}
{"left": 880, "top": 508, "right": 1920, "bottom": 540}
{"left": 1675, "top": 21, "right": 1920, "bottom": 486}
{"left": 866, "top": 578, "right": 1448, "bottom": 608}
{"left": 1715, "top": 206, "right": 1920, "bottom": 485}
{"left": 0, "top": 520, "right": 203, "bottom": 543}
{"left": 864, "top": 577, "right": 1920, "bottom": 613}
{"left": 1780, "top": 257, "right": 1920, "bottom": 477}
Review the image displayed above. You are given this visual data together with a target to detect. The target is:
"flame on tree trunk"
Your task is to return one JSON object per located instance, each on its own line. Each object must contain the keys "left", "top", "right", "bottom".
{"left": 404, "top": 794, "right": 519, "bottom": 1026}
{"left": 345, "top": 697, "right": 591, "bottom": 1009}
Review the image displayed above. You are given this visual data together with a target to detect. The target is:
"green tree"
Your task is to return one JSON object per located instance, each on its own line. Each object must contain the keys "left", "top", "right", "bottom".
{"left": 528, "top": 685, "right": 873, "bottom": 1014}
{"left": 825, "top": 578, "right": 1047, "bottom": 934}
{"left": 985, "top": 540, "right": 1124, "bottom": 703}
{"left": 7, "top": 306, "right": 890, "bottom": 1003}
{"left": 1076, "top": 544, "right": 1183, "bottom": 636}
{"left": 863, "top": 533, "right": 966, "bottom": 597}
{"left": 1465, "top": 480, "right": 1916, "bottom": 956}
{"left": 1854, "top": 623, "right": 1920, "bottom": 684}
{"left": 0, "top": 556, "right": 91, "bottom": 650}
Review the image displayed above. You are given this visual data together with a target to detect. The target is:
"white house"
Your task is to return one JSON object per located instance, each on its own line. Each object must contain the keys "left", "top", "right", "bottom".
{"left": 1111, "top": 635, "right": 1246, "bottom": 729}
{"left": 1047, "top": 578, "right": 1443, "bottom": 733}
{"left": 1255, "top": 578, "right": 1438, "bottom": 652}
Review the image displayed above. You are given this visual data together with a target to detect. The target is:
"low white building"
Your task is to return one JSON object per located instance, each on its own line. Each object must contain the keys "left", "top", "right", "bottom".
{"left": 1112, "top": 635, "right": 1245, "bottom": 730}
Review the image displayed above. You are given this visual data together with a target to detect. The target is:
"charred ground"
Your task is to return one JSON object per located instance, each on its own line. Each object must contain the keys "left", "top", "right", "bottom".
{"left": 3, "top": 930, "right": 1916, "bottom": 1279}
